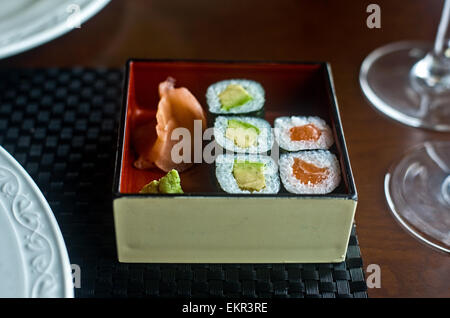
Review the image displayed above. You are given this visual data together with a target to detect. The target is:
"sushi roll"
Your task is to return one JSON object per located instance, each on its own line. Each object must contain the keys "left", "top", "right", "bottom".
{"left": 206, "top": 79, "right": 265, "bottom": 116}
{"left": 279, "top": 150, "right": 341, "bottom": 194}
{"left": 215, "top": 154, "right": 280, "bottom": 194}
{"left": 274, "top": 116, "right": 333, "bottom": 151}
{"left": 214, "top": 116, "right": 273, "bottom": 154}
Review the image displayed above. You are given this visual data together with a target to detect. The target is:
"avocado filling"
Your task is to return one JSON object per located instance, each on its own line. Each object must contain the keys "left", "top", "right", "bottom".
{"left": 140, "top": 169, "right": 184, "bottom": 194}
{"left": 225, "top": 119, "right": 260, "bottom": 148}
{"left": 218, "top": 84, "right": 253, "bottom": 110}
{"left": 232, "top": 160, "right": 266, "bottom": 192}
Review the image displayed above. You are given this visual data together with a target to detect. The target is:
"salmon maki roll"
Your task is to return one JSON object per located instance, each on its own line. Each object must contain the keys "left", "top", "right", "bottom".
{"left": 274, "top": 116, "right": 333, "bottom": 151}
{"left": 279, "top": 150, "right": 341, "bottom": 194}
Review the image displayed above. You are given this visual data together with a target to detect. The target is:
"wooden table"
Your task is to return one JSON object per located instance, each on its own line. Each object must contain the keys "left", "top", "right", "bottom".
{"left": 1, "top": 0, "right": 449, "bottom": 297}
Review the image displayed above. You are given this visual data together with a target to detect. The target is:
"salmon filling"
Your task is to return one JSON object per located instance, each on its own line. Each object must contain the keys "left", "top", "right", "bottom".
{"left": 292, "top": 158, "right": 329, "bottom": 185}
{"left": 289, "top": 124, "right": 321, "bottom": 142}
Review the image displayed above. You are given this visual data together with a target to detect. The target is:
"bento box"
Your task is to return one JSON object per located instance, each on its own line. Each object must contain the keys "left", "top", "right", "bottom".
{"left": 113, "top": 59, "right": 357, "bottom": 263}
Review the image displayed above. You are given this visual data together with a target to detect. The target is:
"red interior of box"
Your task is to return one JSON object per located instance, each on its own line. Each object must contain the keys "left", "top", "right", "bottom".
{"left": 119, "top": 61, "right": 349, "bottom": 194}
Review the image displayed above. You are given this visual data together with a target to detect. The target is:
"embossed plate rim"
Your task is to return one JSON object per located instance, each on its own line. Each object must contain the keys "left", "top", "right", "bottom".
{"left": 0, "top": 146, "right": 74, "bottom": 298}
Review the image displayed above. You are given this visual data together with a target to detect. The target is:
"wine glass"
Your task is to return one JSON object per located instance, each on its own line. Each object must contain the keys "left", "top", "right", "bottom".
{"left": 360, "top": 1, "right": 450, "bottom": 253}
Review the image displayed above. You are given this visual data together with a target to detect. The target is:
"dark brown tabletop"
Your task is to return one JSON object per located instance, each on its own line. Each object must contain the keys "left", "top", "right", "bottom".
{"left": 1, "top": 0, "right": 449, "bottom": 298}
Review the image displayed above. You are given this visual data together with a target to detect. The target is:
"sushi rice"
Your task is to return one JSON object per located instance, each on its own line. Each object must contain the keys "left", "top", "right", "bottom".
{"left": 215, "top": 154, "right": 280, "bottom": 194}
{"left": 214, "top": 116, "right": 273, "bottom": 154}
{"left": 206, "top": 79, "right": 265, "bottom": 115}
{"left": 279, "top": 150, "right": 341, "bottom": 194}
{"left": 274, "top": 116, "right": 334, "bottom": 151}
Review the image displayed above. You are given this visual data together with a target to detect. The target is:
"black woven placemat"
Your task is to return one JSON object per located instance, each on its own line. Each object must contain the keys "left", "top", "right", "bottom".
{"left": 0, "top": 68, "right": 367, "bottom": 298}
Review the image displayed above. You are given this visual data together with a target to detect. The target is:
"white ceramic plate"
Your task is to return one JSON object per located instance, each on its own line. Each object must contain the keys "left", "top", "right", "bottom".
{"left": 0, "top": 0, "right": 110, "bottom": 60}
{"left": 0, "top": 146, "right": 73, "bottom": 298}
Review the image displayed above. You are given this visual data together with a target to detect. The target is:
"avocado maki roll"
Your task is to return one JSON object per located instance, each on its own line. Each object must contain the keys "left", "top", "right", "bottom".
{"left": 206, "top": 79, "right": 265, "bottom": 116}
{"left": 274, "top": 116, "right": 334, "bottom": 151}
{"left": 214, "top": 116, "right": 273, "bottom": 154}
{"left": 279, "top": 150, "right": 341, "bottom": 194}
{"left": 215, "top": 154, "right": 280, "bottom": 194}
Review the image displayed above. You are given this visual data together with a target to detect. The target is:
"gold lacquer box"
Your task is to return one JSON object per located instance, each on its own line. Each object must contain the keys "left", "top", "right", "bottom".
{"left": 113, "top": 59, "right": 357, "bottom": 263}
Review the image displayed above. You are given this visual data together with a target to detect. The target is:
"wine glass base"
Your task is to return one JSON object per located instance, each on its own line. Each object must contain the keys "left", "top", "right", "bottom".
{"left": 360, "top": 41, "right": 450, "bottom": 131}
{"left": 385, "top": 141, "right": 450, "bottom": 253}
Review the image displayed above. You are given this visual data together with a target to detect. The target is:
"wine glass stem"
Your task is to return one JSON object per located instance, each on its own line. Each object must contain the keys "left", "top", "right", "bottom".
{"left": 410, "top": 0, "right": 450, "bottom": 90}
{"left": 434, "top": 0, "right": 450, "bottom": 57}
